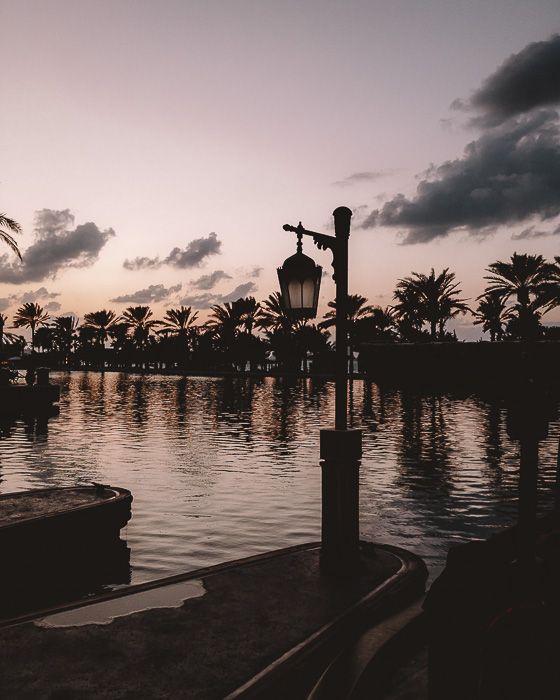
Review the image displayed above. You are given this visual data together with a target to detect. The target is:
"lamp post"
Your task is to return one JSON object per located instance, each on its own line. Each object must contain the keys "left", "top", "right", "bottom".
{"left": 279, "top": 207, "right": 362, "bottom": 573}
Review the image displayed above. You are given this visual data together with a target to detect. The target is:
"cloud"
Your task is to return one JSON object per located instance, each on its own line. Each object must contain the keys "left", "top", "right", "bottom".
{"left": 459, "top": 34, "right": 560, "bottom": 128}
{"left": 0, "top": 209, "right": 115, "bottom": 283}
{"left": 362, "top": 36, "right": 560, "bottom": 244}
{"left": 235, "top": 265, "right": 263, "bottom": 279}
{"left": 0, "top": 287, "right": 61, "bottom": 313}
{"left": 363, "top": 109, "right": 560, "bottom": 242}
{"left": 221, "top": 282, "right": 257, "bottom": 302}
{"left": 333, "top": 172, "right": 389, "bottom": 187}
{"left": 511, "top": 223, "right": 560, "bottom": 240}
{"left": 123, "top": 232, "right": 222, "bottom": 270}
{"left": 180, "top": 282, "right": 258, "bottom": 310}
{"left": 45, "top": 301, "right": 62, "bottom": 312}
{"left": 21, "top": 287, "right": 60, "bottom": 303}
{"left": 191, "top": 270, "right": 232, "bottom": 290}
{"left": 178, "top": 292, "right": 217, "bottom": 310}
{"left": 111, "top": 283, "right": 182, "bottom": 304}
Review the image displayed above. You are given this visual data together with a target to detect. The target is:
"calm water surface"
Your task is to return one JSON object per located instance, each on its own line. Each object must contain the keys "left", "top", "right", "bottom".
{"left": 1, "top": 371, "right": 559, "bottom": 589}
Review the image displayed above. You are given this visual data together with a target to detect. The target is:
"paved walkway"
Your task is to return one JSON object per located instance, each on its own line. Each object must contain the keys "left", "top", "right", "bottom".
{"left": 0, "top": 542, "right": 427, "bottom": 699}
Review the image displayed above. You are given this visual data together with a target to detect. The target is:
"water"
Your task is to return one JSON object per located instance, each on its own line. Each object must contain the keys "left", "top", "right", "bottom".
{"left": 1, "top": 371, "right": 559, "bottom": 590}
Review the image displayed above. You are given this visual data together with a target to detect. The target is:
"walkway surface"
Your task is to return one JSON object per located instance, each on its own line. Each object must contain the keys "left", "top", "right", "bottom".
{"left": 0, "top": 541, "right": 427, "bottom": 699}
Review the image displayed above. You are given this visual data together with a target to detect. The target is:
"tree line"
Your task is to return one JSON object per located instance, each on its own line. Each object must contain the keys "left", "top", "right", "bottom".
{"left": 1, "top": 252, "right": 560, "bottom": 373}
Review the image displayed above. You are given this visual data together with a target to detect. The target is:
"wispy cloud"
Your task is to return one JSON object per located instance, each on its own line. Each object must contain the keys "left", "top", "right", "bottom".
{"left": 511, "top": 223, "right": 560, "bottom": 240}
{"left": 0, "top": 287, "right": 61, "bottom": 313}
{"left": 191, "top": 270, "right": 232, "bottom": 290}
{"left": 123, "top": 232, "right": 222, "bottom": 270}
{"left": 0, "top": 209, "right": 115, "bottom": 283}
{"left": 333, "top": 172, "right": 389, "bottom": 187}
{"left": 362, "top": 35, "right": 560, "bottom": 244}
{"left": 180, "top": 282, "right": 257, "bottom": 310}
{"left": 111, "top": 283, "right": 182, "bottom": 304}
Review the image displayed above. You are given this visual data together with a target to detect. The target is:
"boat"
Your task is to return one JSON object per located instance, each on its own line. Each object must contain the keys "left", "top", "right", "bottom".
{"left": 0, "top": 484, "right": 133, "bottom": 552}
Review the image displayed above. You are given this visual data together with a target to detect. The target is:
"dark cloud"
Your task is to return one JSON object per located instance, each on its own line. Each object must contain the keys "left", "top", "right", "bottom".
{"left": 0, "top": 209, "right": 115, "bottom": 283}
{"left": 111, "top": 283, "right": 182, "bottom": 304}
{"left": 123, "top": 232, "right": 222, "bottom": 270}
{"left": 461, "top": 34, "right": 560, "bottom": 128}
{"left": 191, "top": 270, "right": 232, "bottom": 290}
{"left": 180, "top": 282, "right": 258, "bottom": 310}
{"left": 364, "top": 110, "right": 560, "bottom": 242}
{"left": 362, "top": 36, "right": 560, "bottom": 244}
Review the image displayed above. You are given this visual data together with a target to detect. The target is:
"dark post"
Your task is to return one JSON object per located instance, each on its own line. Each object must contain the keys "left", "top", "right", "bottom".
{"left": 320, "top": 207, "right": 362, "bottom": 573}
{"left": 333, "top": 206, "right": 351, "bottom": 432}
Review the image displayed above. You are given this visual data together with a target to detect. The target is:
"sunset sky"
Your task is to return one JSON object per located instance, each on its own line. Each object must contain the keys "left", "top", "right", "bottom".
{"left": 2, "top": 1, "right": 560, "bottom": 340}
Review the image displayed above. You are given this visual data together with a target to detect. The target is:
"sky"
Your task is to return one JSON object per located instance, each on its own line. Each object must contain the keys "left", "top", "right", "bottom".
{"left": 2, "top": 0, "right": 560, "bottom": 341}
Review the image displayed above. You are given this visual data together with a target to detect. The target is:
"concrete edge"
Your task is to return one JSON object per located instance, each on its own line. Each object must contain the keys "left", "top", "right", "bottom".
{"left": 224, "top": 544, "right": 427, "bottom": 700}
{"left": 307, "top": 596, "right": 427, "bottom": 700}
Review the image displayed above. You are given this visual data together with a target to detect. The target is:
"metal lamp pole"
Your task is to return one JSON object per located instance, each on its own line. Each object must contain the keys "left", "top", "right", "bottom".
{"left": 283, "top": 207, "right": 362, "bottom": 573}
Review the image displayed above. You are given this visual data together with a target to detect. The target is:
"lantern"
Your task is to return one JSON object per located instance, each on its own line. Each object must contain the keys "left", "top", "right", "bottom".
{"left": 277, "top": 234, "right": 322, "bottom": 319}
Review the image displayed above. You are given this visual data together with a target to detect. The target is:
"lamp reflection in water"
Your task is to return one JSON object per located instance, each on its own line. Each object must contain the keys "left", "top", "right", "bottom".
{"left": 279, "top": 207, "right": 363, "bottom": 574}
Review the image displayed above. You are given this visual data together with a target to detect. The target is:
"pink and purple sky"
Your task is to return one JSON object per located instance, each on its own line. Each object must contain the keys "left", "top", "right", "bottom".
{"left": 2, "top": 1, "right": 560, "bottom": 340}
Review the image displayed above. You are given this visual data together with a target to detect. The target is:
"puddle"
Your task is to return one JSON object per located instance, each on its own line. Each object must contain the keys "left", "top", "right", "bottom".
{"left": 35, "top": 579, "right": 205, "bottom": 628}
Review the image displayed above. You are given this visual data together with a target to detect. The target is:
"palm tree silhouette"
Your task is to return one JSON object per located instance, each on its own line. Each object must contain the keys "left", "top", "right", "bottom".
{"left": 0, "top": 214, "right": 22, "bottom": 260}
{"left": 12, "top": 303, "right": 50, "bottom": 352}
{"left": 483, "top": 253, "right": 557, "bottom": 339}
{"left": 393, "top": 269, "right": 469, "bottom": 340}
{"left": 121, "top": 306, "right": 160, "bottom": 350}
{"left": 82, "top": 310, "right": 118, "bottom": 349}
{"left": 234, "top": 297, "right": 261, "bottom": 336}
{"left": 160, "top": 306, "right": 199, "bottom": 338}
{"left": 473, "top": 290, "right": 513, "bottom": 341}
{"left": 257, "top": 292, "right": 305, "bottom": 333}
{"left": 318, "top": 294, "right": 375, "bottom": 373}
{"left": 52, "top": 315, "right": 79, "bottom": 364}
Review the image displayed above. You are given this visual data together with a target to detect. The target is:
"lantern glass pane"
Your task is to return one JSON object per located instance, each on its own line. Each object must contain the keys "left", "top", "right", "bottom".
{"left": 288, "top": 280, "right": 303, "bottom": 308}
{"left": 302, "top": 278, "right": 315, "bottom": 308}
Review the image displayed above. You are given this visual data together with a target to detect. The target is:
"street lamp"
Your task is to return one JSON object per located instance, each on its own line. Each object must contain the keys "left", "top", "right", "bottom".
{"left": 280, "top": 207, "right": 362, "bottom": 573}
{"left": 277, "top": 228, "right": 322, "bottom": 320}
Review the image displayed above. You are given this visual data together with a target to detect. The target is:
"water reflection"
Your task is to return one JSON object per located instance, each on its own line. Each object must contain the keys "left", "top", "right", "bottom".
{"left": 0, "top": 372, "right": 558, "bottom": 592}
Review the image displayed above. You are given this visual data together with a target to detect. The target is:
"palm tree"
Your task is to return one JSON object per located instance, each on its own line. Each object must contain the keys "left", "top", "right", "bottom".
{"left": 159, "top": 306, "right": 199, "bottom": 338}
{"left": 354, "top": 306, "right": 398, "bottom": 343}
{"left": 318, "top": 294, "right": 376, "bottom": 373}
{"left": 257, "top": 292, "right": 305, "bottom": 334}
{"left": 12, "top": 303, "right": 50, "bottom": 351}
{"left": 34, "top": 326, "right": 55, "bottom": 354}
{"left": 82, "top": 310, "right": 118, "bottom": 349}
{"left": 392, "top": 269, "right": 469, "bottom": 341}
{"left": 51, "top": 315, "right": 79, "bottom": 364}
{"left": 483, "top": 253, "right": 557, "bottom": 340}
{"left": 205, "top": 302, "right": 243, "bottom": 347}
{"left": 120, "top": 306, "right": 160, "bottom": 350}
{"left": 0, "top": 213, "right": 22, "bottom": 260}
{"left": 234, "top": 297, "right": 261, "bottom": 336}
{"left": 158, "top": 306, "right": 199, "bottom": 369}
{"left": 473, "top": 290, "right": 513, "bottom": 341}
